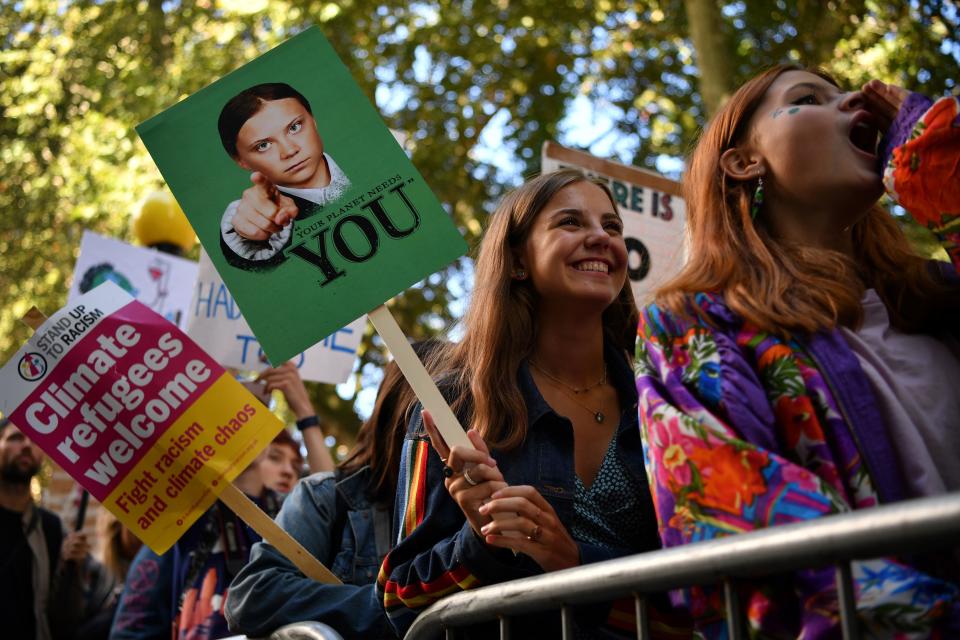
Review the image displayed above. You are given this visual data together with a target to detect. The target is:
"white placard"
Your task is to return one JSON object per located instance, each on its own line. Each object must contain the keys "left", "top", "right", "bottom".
{"left": 186, "top": 250, "right": 364, "bottom": 384}
{"left": 68, "top": 231, "right": 199, "bottom": 328}
{"left": 541, "top": 142, "right": 686, "bottom": 307}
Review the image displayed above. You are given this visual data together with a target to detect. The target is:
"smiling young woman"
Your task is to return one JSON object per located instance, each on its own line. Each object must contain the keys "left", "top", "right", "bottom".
{"left": 377, "top": 170, "right": 663, "bottom": 637}
{"left": 635, "top": 64, "right": 960, "bottom": 637}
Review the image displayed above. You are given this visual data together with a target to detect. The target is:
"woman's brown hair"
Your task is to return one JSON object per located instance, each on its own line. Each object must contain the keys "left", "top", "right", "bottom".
{"left": 429, "top": 169, "right": 638, "bottom": 451}
{"left": 340, "top": 340, "right": 441, "bottom": 505}
{"left": 657, "top": 64, "right": 956, "bottom": 337}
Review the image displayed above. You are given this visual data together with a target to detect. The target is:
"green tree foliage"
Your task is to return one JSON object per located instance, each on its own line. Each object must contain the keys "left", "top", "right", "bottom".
{"left": 2, "top": 0, "right": 957, "bottom": 441}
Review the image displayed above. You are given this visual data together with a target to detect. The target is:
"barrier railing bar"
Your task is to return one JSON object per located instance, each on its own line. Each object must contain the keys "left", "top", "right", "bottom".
{"left": 444, "top": 627, "right": 456, "bottom": 640}
{"left": 499, "top": 615, "right": 509, "bottom": 640}
{"left": 836, "top": 562, "right": 859, "bottom": 640}
{"left": 634, "top": 593, "right": 648, "bottom": 640}
{"left": 723, "top": 579, "right": 743, "bottom": 640}
{"left": 561, "top": 605, "right": 574, "bottom": 640}
{"left": 404, "top": 493, "right": 960, "bottom": 639}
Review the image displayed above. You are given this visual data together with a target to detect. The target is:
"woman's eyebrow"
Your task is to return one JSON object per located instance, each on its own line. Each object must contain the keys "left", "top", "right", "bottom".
{"left": 549, "top": 207, "right": 583, "bottom": 218}
{"left": 784, "top": 81, "right": 837, "bottom": 97}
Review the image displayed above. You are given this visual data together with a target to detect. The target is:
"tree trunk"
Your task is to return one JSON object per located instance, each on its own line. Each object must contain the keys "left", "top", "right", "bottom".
{"left": 683, "top": 0, "right": 737, "bottom": 116}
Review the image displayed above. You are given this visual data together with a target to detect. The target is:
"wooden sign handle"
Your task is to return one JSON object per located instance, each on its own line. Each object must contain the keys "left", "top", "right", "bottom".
{"left": 219, "top": 483, "right": 340, "bottom": 583}
{"left": 367, "top": 304, "right": 522, "bottom": 541}
{"left": 21, "top": 306, "right": 45, "bottom": 331}
{"left": 367, "top": 304, "right": 471, "bottom": 450}
{"left": 20, "top": 306, "right": 341, "bottom": 584}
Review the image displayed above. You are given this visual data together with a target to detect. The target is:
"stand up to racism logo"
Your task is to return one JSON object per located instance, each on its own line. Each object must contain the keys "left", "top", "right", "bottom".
{"left": 18, "top": 352, "right": 47, "bottom": 381}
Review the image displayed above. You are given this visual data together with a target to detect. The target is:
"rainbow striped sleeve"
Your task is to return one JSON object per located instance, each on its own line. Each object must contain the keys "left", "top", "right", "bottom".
{"left": 376, "top": 435, "right": 483, "bottom": 634}
{"left": 397, "top": 439, "right": 430, "bottom": 544}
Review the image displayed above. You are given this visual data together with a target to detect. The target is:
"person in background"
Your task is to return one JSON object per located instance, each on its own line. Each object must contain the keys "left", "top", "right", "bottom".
{"left": 110, "top": 449, "right": 281, "bottom": 640}
{"left": 634, "top": 65, "right": 960, "bottom": 636}
{"left": 0, "top": 417, "right": 88, "bottom": 640}
{"left": 73, "top": 510, "right": 144, "bottom": 640}
{"left": 259, "top": 428, "right": 305, "bottom": 494}
{"left": 225, "top": 342, "right": 440, "bottom": 639}
{"left": 258, "top": 361, "right": 336, "bottom": 476}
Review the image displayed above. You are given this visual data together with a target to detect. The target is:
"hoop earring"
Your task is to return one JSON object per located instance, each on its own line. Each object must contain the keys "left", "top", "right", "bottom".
{"left": 751, "top": 176, "right": 764, "bottom": 221}
{"left": 513, "top": 268, "right": 527, "bottom": 281}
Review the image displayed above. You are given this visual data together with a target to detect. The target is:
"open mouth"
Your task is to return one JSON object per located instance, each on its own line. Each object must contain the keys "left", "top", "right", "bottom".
{"left": 573, "top": 260, "right": 610, "bottom": 274}
{"left": 849, "top": 114, "right": 879, "bottom": 158}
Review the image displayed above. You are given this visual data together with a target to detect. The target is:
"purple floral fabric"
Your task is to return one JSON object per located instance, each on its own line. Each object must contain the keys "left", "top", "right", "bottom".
{"left": 634, "top": 95, "right": 960, "bottom": 638}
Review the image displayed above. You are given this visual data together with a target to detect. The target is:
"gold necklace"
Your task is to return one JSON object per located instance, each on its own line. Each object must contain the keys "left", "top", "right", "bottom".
{"left": 529, "top": 360, "right": 607, "bottom": 394}
{"left": 531, "top": 364, "right": 607, "bottom": 423}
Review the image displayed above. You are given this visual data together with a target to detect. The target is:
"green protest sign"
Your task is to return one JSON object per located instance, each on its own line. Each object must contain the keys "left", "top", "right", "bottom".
{"left": 137, "top": 27, "right": 467, "bottom": 365}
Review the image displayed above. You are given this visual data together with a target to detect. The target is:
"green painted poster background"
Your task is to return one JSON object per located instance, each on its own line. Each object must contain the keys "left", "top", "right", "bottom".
{"left": 137, "top": 27, "right": 466, "bottom": 364}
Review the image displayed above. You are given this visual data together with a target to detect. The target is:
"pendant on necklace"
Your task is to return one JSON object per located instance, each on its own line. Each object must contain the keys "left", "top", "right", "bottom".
{"left": 594, "top": 412, "right": 605, "bottom": 423}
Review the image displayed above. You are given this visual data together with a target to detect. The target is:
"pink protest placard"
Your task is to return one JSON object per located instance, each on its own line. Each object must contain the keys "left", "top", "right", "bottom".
{"left": 1, "top": 282, "right": 283, "bottom": 552}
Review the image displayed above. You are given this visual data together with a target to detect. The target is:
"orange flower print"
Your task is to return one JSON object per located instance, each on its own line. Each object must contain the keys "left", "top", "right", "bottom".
{"left": 775, "top": 395, "right": 825, "bottom": 449}
{"left": 687, "top": 444, "right": 768, "bottom": 515}
{"left": 889, "top": 97, "right": 960, "bottom": 230}
{"left": 758, "top": 343, "right": 793, "bottom": 370}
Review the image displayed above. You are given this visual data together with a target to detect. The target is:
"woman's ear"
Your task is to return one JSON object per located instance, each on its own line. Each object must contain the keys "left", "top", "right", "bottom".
{"left": 511, "top": 249, "right": 529, "bottom": 281}
{"left": 720, "top": 147, "right": 764, "bottom": 182}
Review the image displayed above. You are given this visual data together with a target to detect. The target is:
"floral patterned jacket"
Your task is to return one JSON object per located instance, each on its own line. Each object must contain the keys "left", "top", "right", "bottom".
{"left": 634, "top": 93, "right": 960, "bottom": 638}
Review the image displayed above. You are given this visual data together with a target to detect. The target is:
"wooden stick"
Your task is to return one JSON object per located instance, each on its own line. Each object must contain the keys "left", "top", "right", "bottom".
{"left": 219, "top": 483, "right": 340, "bottom": 583}
{"left": 21, "top": 306, "right": 45, "bottom": 331}
{"left": 368, "top": 304, "right": 471, "bottom": 450}
{"left": 20, "top": 306, "right": 341, "bottom": 583}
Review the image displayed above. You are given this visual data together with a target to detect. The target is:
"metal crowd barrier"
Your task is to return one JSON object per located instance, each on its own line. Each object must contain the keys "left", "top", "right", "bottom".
{"left": 403, "top": 492, "right": 960, "bottom": 640}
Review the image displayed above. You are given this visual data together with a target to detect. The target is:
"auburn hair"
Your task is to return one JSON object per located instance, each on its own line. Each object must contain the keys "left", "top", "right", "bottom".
{"left": 429, "top": 169, "right": 638, "bottom": 451}
{"left": 657, "top": 64, "right": 957, "bottom": 337}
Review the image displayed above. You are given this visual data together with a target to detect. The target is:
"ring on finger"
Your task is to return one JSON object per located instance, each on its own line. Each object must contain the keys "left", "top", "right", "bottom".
{"left": 528, "top": 524, "right": 542, "bottom": 542}
{"left": 463, "top": 467, "right": 479, "bottom": 486}
{"left": 442, "top": 465, "right": 454, "bottom": 478}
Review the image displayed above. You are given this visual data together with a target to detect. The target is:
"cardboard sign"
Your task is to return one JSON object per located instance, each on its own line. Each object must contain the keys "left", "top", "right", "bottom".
{"left": 68, "top": 230, "right": 199, "bottom": 329}
{"left": 541, "top": 142, "right": 686, "bottom": 306}
{"left": 186, "top": 250, "right": 364, "bottom": 384}
{"left": 137, "top": 27, "right": 467, "bottom": 365}
{"left": 0, "top": 282, "right": 284, "bottom": 554}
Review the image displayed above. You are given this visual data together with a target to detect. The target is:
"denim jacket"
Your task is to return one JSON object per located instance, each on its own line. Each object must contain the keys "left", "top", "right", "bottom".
{"left": 225, "top": 467, "right": 394, "bottom": 639}
{"left": 377, "top": 340, "right": 661, "bottom": 636}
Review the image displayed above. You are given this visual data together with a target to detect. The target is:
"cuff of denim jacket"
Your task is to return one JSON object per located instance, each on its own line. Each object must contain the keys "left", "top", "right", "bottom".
{"left": 456, "top": 520, "right": 537, "bottom": 584}
{"left": 878, "top": 92, "right": 933, "bottom": 170}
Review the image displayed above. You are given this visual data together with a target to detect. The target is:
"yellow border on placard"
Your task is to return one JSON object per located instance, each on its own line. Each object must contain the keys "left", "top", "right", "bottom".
{"left": 101, "top": 373, "right": 283, "bottom": 553}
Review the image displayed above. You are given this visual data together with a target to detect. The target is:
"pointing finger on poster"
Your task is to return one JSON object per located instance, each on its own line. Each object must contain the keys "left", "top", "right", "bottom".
{"left": 251, "top": 172, "right": 300, "bottom": 226}
{"left": 232, "top": 173, "right": 298, "bottom": 241}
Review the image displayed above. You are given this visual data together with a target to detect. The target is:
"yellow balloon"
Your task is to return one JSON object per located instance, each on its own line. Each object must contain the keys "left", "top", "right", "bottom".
{"left": 133, "top": 190, "right": 197, "bottom": 253}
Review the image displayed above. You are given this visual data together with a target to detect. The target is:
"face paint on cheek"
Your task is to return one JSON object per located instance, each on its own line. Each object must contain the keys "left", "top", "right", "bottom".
{"left": 772, "top": 108, "right": 783, "bottom": 118}
{"left": 788, "top": 107, "right": 800, "bottom": 115}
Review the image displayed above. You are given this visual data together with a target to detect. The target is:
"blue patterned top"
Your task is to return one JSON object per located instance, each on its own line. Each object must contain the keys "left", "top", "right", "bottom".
{"left": 571, "top": 430, "right": 650, "bottom": 550}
